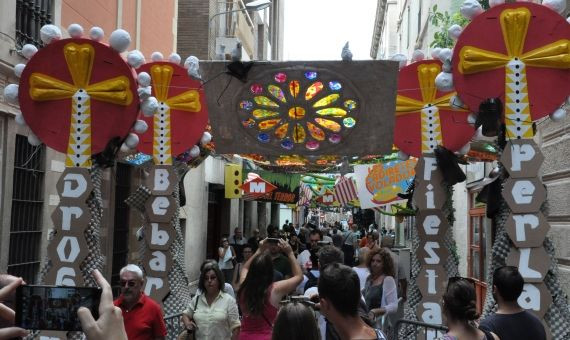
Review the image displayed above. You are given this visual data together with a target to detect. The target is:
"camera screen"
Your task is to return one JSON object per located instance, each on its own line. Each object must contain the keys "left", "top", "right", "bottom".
{"left": 16, "top": 285, "right": 101, "bottom": 331}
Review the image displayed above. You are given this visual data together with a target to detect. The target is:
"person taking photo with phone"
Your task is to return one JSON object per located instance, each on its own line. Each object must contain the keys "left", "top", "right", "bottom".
{"left": 237, "top": 238, "right": 303, "bottom": 340}
{"left": 113, "top": 264, "right": 167, "bottom": 340}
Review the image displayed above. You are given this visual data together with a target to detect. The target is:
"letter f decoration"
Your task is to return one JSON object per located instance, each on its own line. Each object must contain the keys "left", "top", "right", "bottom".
{"left": 454, "top": 3, "right": 570, "bottom": 140}
{"left": 394, "top": 60, "right": 474, "bottom": 158}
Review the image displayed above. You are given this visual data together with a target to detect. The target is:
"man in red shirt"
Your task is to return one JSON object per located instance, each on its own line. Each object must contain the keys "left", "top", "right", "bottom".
{"left": 113, "top": 264, "right": 167, "bottom": 340}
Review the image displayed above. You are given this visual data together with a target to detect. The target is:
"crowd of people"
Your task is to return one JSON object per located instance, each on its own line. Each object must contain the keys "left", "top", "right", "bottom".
{"left": 0, "top": 221, "right": 547, "bottom": 340}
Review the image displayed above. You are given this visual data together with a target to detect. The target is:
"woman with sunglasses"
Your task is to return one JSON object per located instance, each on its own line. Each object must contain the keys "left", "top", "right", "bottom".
{"left": 182, "top": 262, "right": 241, "bottom": 340}
{"left": 363, "top": 248, "right": 398, "bottom": 326}
{"left": 442, "top": 277, "right": 499, "bottom": 340}
{"left": 237, "top": 238, "right": 303, "bottom": 340}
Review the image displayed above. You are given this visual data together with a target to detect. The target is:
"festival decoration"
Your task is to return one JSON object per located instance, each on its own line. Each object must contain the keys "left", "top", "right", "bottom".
{"left": 393, "top": 60, "right": 471, "bottom": 339}
{"left": 453, "top": 3, "right": 570, "bottom": 338}
{"left": 353, "top": 159, "right": 416, "bottom": 210}
{"left": 124, "top": 53, "right": 206, "bottom": 314}
{"left": 135, "top": 61, "right": 208, "bottom": 164}
{"left": 3, "top": 23, "right": 144, "bottom": 338}
{"left": 453, "top": 3, "right": 570, "bottom": 139}
{"left": 241, "top": 175, "right": 278, "bottom": 201}
{"left": 225, "top": 164, "right": 243, "bottom": 199}
{"left": 200, "top": 61, "right": 398, "bottom": 156}
{"left": 243, "top": 170, "right": 301, "bottom": 204}
{"left": 394, "top": 60, "right": 474, "bottom": 158}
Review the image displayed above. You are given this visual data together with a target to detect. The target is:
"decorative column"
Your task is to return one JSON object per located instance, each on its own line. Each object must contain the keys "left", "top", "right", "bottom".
{"left": 453, "top": 3, "right": 570, "bottom": 338}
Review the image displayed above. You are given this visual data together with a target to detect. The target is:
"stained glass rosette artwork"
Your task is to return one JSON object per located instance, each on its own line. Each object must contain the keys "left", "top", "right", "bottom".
{"left": 18, "top": 38, "right": 139, "bottom": 167}
{"left": 452, "top": 2, "right": 570, "bottom": 139}
{"left": 394, "top": 60, "right": 474, "bottom": 158}
{"left": 137, "top": 61, "right": 209, "bottom": 165}
{"left": 238, "top": 69, "right": 359, "bottom": 152}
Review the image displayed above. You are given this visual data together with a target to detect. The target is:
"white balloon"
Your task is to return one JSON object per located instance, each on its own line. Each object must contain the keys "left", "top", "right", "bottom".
{"left": 109, "top": 29, "right": 131, "bottom": 53}
{"left": 189, "top": 145, "right": 201, "bottom": 158}
{"left": 13, "top": 64, "right": 26, "bottom": 78}
{"left": 458, "top": 143, "right": 471, "bottom": 155}
{"left": 27, "top": 132, "right": 42, "bottom": 146}
{"left": 550, "top": 107, "right": 567, "bottom": 122}
{"left": 460, "top": 0, "right": 483, "bottom": 20}
{"left": 14, "top": 113, "right": 26, "bottom": 126}
{"left": 120, "top": 143, "right": 132, "bottom": 152}
{"left": 390, "top": 53, "right": 408, "bottom": 69}
{"left": 442, "top": 60, "right": 452, "bottom": 73}
{"left": 21, "top": 44, "right": 38, "bottom": 59}
{"left": 435, "top": 72, "right": 454, "bottom": 92}
{"left": 430, "top": 47, "right": 442, "bottom": 60}
{"left": 3, "top": 84, "right": 19, "bottom": 104}
{"left": 448, "top": 24, "right": 463, "bottom": 41}
{"left": 137, "top": 72, "right": 151, "bottom": 87}
{"left": 133, "top": 120, "right": 149, "bottom": 134}
{"left": 489, "top": 0, "right": 505, "bottom": 7}
{"left": 141, "top": 97, "right": 159, "bottom": 117}
{"left": 137, "top": 86, "right": 152, "bottom": 100}
{"left": 124, "top": 133, "right": 140, "bottom": 149}
{"left": 543, "top": 0, "right": 566, "bottom": 15}
{"left": 467, "top": 113, "right": 477, "bottom": 125}
{"left": 127, "top": 50, "right": 145, "bottom": 69}
{"left": 200, "top": 131, "right": 212, "bottom": 145}
{"left": 398, "top": 151, "right": 409, "bottom": 161}
{"left": 438, "top": 48, "right": 453, "bottom": 63}
{"left": 67, "top": 23, "right": 84, "bottom": 38}
{"left": 89, "top": 26, "right": 105, "bottom": 41}
{"left": 168, "top": 53, "right": 181, "bottom": 65}
{"left": 411, "top": 50, "right": 425, "bottom": 62}
{"left": 40, "top": 24, "right": 62, "bottom": 44}
{"left": 151, "top": 52, "right": 164, "bottom": 62}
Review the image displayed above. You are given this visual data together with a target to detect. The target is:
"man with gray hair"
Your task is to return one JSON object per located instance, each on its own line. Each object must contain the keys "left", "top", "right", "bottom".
{"left": 113, "top": 264, "right": 166, "bottom": 340}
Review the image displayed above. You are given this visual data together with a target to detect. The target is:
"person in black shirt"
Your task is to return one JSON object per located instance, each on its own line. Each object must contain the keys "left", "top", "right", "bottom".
{"left": 479, "top": 266, "right": 546, "bottom": 340}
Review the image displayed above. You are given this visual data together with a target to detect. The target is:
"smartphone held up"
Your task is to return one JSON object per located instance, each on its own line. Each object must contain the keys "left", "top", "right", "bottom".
{"left": 15, "top": 285, "right": 101, "bottom": 331}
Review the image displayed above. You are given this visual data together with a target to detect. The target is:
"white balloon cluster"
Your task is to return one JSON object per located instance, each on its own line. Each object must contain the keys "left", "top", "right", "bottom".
{"left": 185, "top": 56, "right": 201, "bottom": 80}
{"left": 434, "top": 47, "right": 455, "bottom": 92}
{"left": 411, "top": 50, "right": 425, "bottom": 63}
{"left": 460, "top": 0, "right": 483, "bottom": 20}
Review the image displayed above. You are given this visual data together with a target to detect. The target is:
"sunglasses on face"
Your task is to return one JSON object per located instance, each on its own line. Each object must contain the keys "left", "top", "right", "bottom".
{"left": 120, "top": 280, "right": 138, "bottom": 287}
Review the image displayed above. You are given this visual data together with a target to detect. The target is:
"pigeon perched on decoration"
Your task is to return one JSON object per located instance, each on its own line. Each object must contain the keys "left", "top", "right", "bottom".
{"left": 232, "top": 42, "right": 243, "bottom": 62}
{"left": 341, "top": 41, "right": 353, "bottom": 61}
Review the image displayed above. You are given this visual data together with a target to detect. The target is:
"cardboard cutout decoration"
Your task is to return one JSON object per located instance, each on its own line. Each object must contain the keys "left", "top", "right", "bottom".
{"left": 453, "top": 3, "right": 570, "bottom": 139}
{"left": 453, "top": 3, "right": 570, "bottom": 337}
{"left": 137, "top": 62, "right": 208, "bottom": 164}
{"left": 201, "top": 61, "right": 398, "bottom": 156}
{"left": 354, "top": 159, "right": 416, "bottom": 209}
{"left": 394, "top": 60, "right": 473, "bottom": 158}
{"left": 241, "top": 176, "right": 278, "bottom": 201}
{"left": 19, "top": 38, "right": 138, "bottom": 164}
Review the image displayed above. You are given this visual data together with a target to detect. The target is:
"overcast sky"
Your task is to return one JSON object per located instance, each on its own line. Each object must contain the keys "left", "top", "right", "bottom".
{"left": 283, "top": 0, "right": 378, "bottom": 61}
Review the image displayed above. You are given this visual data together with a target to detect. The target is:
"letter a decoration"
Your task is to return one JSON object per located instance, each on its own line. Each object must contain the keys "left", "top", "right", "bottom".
{"left": 133, "top": 61, "right": 207, "bottom": 306}
{"left": 394, "top": 60, "right": 471, "bottom": 339}
{"left": 453, "top": 3, "right": 570, "bottom": 338}
{"left": 17, "top": 37, "right": 139, "bottom": 290}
